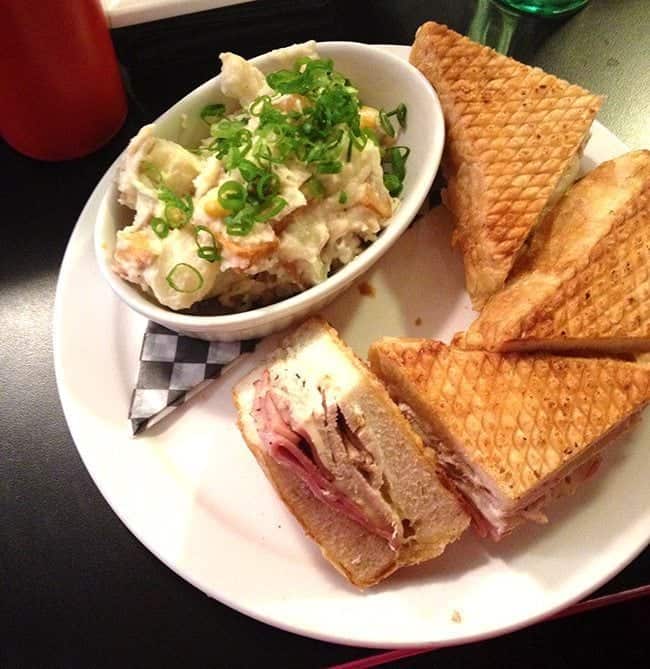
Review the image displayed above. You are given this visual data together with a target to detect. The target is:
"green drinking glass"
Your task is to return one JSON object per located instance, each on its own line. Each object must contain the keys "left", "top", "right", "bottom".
{"left": 495, "top": 0, "right": 590, "bottom": 16}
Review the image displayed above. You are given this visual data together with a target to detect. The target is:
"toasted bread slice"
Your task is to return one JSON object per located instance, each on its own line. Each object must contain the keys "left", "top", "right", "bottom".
{"left": 410, "top": 21, "right": 602, "bottom": 308}
{"left": 369, "top": 337, "right": 650, "bottom": 539}
{"left": 458, "top": 150, "right": 650, "bottom": 353}
{"left": 233, "top": 319, "right": 469, "bottom": 588}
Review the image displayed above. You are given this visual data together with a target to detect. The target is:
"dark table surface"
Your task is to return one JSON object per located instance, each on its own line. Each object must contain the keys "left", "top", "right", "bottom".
{"left": 2, "top": 1, "right": 649, "bottom": 667}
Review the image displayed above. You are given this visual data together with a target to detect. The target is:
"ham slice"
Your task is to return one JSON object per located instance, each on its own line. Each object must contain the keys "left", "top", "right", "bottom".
{"left": 399, "top": 400, "right": 618, "bottom": 541}
{"left": 252, "top": 370, "right": 400, "bottom": 548}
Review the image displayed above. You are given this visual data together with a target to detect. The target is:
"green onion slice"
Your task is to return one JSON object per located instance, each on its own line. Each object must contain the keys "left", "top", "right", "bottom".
{"left": 316, "top": 160, "right": 342, "bottom": 174}
{"left": 379, "top": 110, "right": 396, "bottom": 138}
{"left": 210, "top": 119, "right": 246, "bottom": 139}
{"left": 256, "top": 172, "right": 280, "bottom": 200}
{"left": 165, "top": 263, "right": 204, "bottom": 293}
{"left": 218, "top": 181, "right": 246, "bottom": 212}
{"left": 302, "top": 176, "right": 325, "bottom": 200}
{"left": 383, "top": 173, "right": 402, "bottom": 197}
{"left": 249, "top": 95, "right": 272, "bottom": 116}
{"left": 150, "top": 217, "right": 169, "bottom": 238}
{"left": 163, "top": 205, "right": 186, "bottom": 228}
{"left": 387, "top": 102, "right": 407, "bottom": 128}
{"left": 364, "top": 128, "right": 380, "bottom": 145}
{"left": 200, "top": 103, "right": 226, "bottom": 124}
{"left": 194, "top": 225, "right": 220, "bottom": 263}
{"left": 338, "top": 191, "right": 348, "bottom": 204}
{"left": 237, "top": 159, "right": 261, "bottom": 182}
{"left": 254, "top": 196, "right": 287, "bottom": 223}
{"left": 197, "top": 247, "right": 219, "bottom": 262}
{"left": 388, "top": 146, "right": 408, "bottom": 181}
{"left": 225, "top": 206, "right": 256, "bottom": 236}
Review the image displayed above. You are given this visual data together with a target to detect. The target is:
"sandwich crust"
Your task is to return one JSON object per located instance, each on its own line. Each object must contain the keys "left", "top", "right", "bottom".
{"left": 233, "top": 318, "right": 469, "bottom": 588}
{"left": 410, "top": 21, "right": 602, "bottom": 308}
{"left": 459, "top": 150, "right": 650, "bottom": 352}
{"left": 368, "top": 338, "right": 650, "bottom": 503}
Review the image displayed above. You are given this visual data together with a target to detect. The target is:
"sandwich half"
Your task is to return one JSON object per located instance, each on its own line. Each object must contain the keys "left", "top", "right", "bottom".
{"left": 369, "top": 338, "right": 650, "bottom": 540}
{"left": 233, "top": 318, "right": 469, "bottom": 588}
{"left": 410, "top": 21, "right": 603, "bottom": 308}
{"left": 457, "top": 150, "right": 650, "bottom": 354}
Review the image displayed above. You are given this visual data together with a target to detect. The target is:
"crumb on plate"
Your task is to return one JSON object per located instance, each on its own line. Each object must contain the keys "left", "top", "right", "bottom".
{"left": 358, "top": 281, "right": 375, "bottom": 297}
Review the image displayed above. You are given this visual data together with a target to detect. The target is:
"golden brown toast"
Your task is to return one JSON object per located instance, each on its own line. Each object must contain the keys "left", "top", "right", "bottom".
{"left": 410, "top": 21, "right": 602, "bottom": 309}
{"left": 368, "top": 338, "right": 650, "bottom": 504}
{"left": 458, "top": 150, "right": 650, "bottom": 353}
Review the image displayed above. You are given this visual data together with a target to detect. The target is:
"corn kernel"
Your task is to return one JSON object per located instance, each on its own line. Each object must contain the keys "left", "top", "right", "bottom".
{"left": 204, "top": 197, "right": 229, "bottom": 218}
{"left": 359, "top": 106, "right": 379, "bottom": 130}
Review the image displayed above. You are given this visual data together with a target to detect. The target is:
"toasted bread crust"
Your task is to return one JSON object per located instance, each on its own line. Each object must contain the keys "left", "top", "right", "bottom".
{"left": 410, "top": 21, "right": 602, "bottom": 308}
{"left": 233, "top": 318, "right": 468, "bottom": 588}
{"left": 461, "top": 150, "right": 650, "bottom": 352}
{"left": 369, "top": 337, "right": 650, "bottom": 502}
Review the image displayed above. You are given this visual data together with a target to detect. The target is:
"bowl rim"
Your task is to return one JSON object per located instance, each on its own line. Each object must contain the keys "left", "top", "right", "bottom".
{"left": 95, "top": 40, "right": 445, "bottom": 330}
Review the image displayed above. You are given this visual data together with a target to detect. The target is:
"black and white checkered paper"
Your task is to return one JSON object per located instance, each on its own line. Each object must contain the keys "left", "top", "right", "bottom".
{"left": 129, "top": 322, "right": 258, "bottom": 435}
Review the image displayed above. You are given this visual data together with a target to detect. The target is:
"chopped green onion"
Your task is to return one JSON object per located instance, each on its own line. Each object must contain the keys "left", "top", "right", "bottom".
{"left": 164, "top": 204, "right": 187, "bottom": 228}
{"left": 324, "top": 128, "right": 344, "bottom": 151}
{"left": 364, "top": 128, "right": 380, "bottom": 145}
{"left": 166, "top": 263, "right": 204, "bottom": 293}
{"left": 254, "top": 142, "right": 280, "bottom": 168}
{"left": 197, "top": 247, "right": 219, "bottom": 262}
{"left": 316, "top": 160, "right": 342, "bottom": 174}
{"left": 254, "top": 196, "right": 287, "bottom": 222}
{"left": 210, "top": 119, "right": 246, "bottom": 139}
{"left": 141, "top": 160, "right": 163, "bottom": 186}
{"left": 237, "top": 159, "right": 261, "bottom": 182}
{"left": 388, "top": 146, "right": 407, "bottom": 181}
{"left": 249, "top": 95, "right": 272, "bottom": 116}
{"left": 194, "top": 225, "right": 220, "bottom": 263}
{"left": 266, "top": 70, "right": 304, "bottom": 94}
{"left": 225, "top": 206, "right": 257, "bottom": 236}
{"left": 150, "top": 217, "right": 169, "bottom": 238}
{"left": 383, "top": 173, "right": 403, "bottom": 197}
{"left": 192, "top": 57, "right": 408, "bottom": 241}
{"left": 349, "top": 129, "right": 368, "bottom": 151}
{"left": 218, "top": 181, "right": 246, "bottom": 212}
{"left": 234, "top": 129, "right": 252, "bottom": 156}
{"left": 158, "top": 186, "right": 193, "bottom": 228}
{"left": 256, "top": 172, "right": 280, "bottom": 200}
{"left": 379, "top": 110, "right": 396, "bottom": 138}
{"left": 386, "top": 102, "right": 407, "bottom": 128}
{"left": 200, "top": 103, "right": 226, "bottom": 124}
{"left": 302, "top": 176, "right": 326, "bottom": 200}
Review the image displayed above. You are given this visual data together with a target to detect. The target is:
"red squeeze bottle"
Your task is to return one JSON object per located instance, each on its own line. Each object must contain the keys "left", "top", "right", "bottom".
{"left": 0, "top": 0, "right": 127, "bottom": 161}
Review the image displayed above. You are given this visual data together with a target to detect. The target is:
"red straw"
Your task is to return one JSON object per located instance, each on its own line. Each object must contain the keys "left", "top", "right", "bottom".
{"left": 329, "top": 584, "right": 650, "bottom": 669}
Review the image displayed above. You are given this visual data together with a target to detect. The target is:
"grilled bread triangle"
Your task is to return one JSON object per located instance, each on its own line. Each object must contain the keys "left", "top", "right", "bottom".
{"left": 410, "top": 21, "right": 603, "bottom": 308}
{"left": 458, "top": 150, "right": 650, "bottom": 353}
{"left": 368, "top": 337, "right": 650, "bottom": 538}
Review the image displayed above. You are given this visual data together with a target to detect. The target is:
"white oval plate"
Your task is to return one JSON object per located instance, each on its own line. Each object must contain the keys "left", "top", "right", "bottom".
{"left": 54, "top": 45, "right": 648, "bottom": 649}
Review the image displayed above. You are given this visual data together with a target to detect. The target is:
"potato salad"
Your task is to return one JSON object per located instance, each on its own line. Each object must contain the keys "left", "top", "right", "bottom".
{"left": 113, "top": 42, "right": 409, "bottom": 312}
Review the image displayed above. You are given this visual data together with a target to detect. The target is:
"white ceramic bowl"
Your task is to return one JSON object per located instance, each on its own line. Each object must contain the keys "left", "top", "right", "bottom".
{"left": 95, "top": 41, "right": 444, "bottom": 341}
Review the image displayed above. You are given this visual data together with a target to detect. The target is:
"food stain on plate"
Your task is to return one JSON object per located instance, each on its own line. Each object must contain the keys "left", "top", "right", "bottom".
{"left": 358, "top": 281, "right": 376, "bottom": 297}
